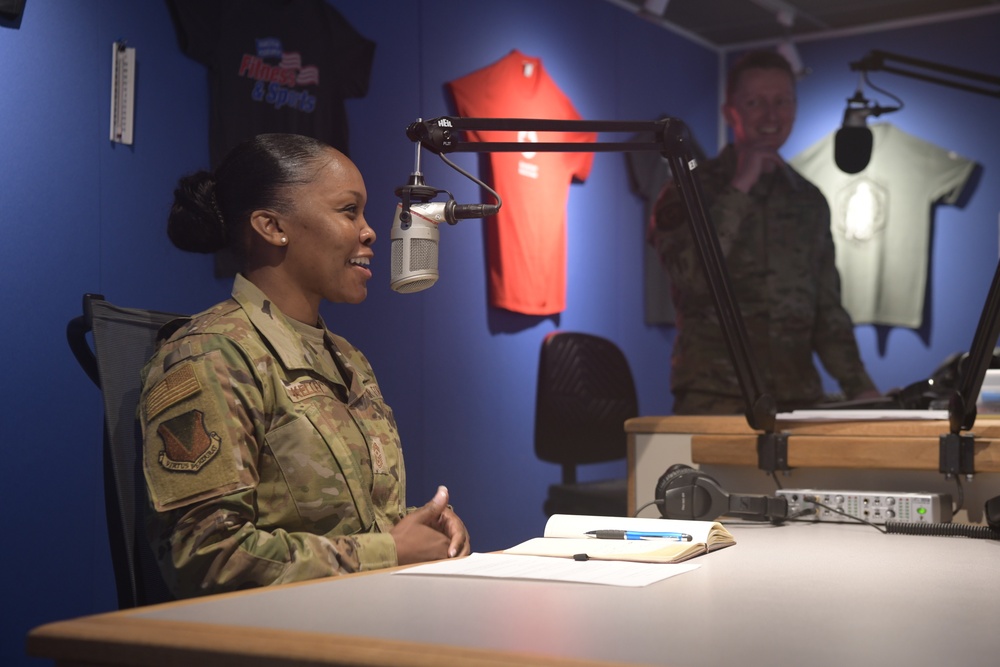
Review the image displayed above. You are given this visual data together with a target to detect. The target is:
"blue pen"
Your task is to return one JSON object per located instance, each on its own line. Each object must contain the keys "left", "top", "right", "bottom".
{"left": 585, "top": 530, "right": 693, "bottom": 541}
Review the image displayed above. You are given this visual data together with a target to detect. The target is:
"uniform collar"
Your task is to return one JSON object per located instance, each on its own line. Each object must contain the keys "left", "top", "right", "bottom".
{"left": 230, "top": 275, "right": 363, "bottom": 392}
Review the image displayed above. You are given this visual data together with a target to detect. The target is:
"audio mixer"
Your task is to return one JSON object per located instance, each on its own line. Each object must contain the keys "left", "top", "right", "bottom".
{"left": 776, "top": 489, "right": 952, "bottom": 524}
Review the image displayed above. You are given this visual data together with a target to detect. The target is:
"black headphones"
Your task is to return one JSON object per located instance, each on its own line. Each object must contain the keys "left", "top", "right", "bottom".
{"left": 655, "top": 464, "right": 789, "bottom": 523}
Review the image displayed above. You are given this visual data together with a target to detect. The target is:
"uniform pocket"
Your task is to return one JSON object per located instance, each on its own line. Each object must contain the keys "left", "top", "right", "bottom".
{"left": 263, "top": 410, "right": 369, "bottom": 532}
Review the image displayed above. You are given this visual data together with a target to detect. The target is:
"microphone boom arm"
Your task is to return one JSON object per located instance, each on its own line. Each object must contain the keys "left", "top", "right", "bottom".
{"left": 851, "top": 50, "right": 1000, "bottom": 100}
{"left": 848, "top": 50, "right": 1000, "bottom": 478}
{"left": 407, "top": 115, "right": 785, "bottom": 470}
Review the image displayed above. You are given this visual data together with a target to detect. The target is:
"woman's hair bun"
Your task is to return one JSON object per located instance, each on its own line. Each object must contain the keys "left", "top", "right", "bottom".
{"left": 167, "top": 170, "right": 228, "bottom": 253}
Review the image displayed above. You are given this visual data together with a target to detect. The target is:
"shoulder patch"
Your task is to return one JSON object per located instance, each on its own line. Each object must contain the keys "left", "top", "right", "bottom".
{"left": 146, "top": 362, "right": 201, "bottom": 420}
{"left": 156, "top": 409, "right": 221, "bottom": 472}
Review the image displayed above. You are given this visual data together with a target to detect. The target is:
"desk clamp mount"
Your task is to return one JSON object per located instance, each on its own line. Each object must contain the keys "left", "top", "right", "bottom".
{"left": 936, "top": 226, "right": 1000, "bottom": 480}
{"left": 935, "top": 265, "right": 1000, "bottom": 481}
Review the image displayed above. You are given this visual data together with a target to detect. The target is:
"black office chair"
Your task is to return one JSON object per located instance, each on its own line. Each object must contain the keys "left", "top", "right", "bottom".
{"left": 67, "top": 294, "right": 184, "bottom": 608}
{"left": 534, "top": 331, "right": 638, "bottom": 517}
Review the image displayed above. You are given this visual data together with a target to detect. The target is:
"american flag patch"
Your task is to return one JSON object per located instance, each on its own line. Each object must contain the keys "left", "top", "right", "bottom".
{"left": 146, "top": 363, "right": 201, "bottom": 420}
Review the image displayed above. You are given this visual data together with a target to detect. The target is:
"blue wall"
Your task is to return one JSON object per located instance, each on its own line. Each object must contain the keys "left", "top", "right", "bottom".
{"left": 4, "top": 1, "right": 1000, "bottom": 664}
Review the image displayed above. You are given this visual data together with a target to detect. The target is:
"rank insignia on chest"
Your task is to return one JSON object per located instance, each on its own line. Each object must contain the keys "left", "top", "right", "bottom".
{"left": 370, "top": 436, "right": 388, "bottom": 475}
{"left": 156, "top": 409, "right": 222, "bottom": 472}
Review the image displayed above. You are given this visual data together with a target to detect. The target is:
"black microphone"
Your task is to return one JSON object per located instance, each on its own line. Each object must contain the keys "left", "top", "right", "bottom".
{"left": 834, "top": 92, "right": 874, "bottom": 174}
{"left": 834, "top": 127, "right": 872, "bottom": 175}
{"left": 834, "top": 90, "right": 900, "bottom": 174}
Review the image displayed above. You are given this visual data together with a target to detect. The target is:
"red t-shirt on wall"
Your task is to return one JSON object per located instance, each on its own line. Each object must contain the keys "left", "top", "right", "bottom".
{"left": 448, "top": 50, "right": 595, "bottom": 315}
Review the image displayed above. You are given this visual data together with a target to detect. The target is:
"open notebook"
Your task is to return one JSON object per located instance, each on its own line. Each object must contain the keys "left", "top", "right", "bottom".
{"left": 504, "top": 514, "right": 735, "bottom": 564}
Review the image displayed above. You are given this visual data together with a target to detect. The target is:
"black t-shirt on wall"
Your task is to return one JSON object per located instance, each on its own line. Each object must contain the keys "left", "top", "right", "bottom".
{"left": 167, "top": 0, "right": 375, "bottom": 167}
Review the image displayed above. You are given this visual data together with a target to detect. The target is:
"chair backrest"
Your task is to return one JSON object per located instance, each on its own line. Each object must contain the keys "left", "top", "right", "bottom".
{"left": 534, "top": 331, "right": 639, "bottom": 480}
{"left": 67, "top": 294, "right": 185, "bottom": 608}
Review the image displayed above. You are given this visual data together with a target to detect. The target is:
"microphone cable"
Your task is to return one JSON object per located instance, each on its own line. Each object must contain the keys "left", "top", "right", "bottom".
{"left": 860, "top": 70, "right": 905, "bottom": 116}
{"left": 884, "top": 521, "right": 1000, "bottom": 540}
{"left": 435, "top": 151, "right": 502, "bottom": 216}
{"left": 633, "top": 499, "right": 661, "bottom": 517}
{"left": 801, "top": 494, "right": 889, "bottom": 533}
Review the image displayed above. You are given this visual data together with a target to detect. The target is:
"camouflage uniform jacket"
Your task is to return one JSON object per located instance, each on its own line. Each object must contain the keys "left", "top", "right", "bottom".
{"left": 140, "top": 274, "right": 405, "bottom": 598}
{"left": 649, "top": 144, "right": 876, "bottom": 411}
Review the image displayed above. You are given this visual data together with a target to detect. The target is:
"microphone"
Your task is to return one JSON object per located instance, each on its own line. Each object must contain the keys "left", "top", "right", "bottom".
{"left": 390, "top": 140, "right": 500, "bottom": 293}
{"left": 390, "top": 201, "right": 444, "bottom": 294}
{"left": 389, "top": 200, "right": 501, "bottom": 294}
{"left": 834, "top": 91, "right": 874, "bottom": 174}
{"left": 834, "top": 90, "right": 900, "bottom": 174}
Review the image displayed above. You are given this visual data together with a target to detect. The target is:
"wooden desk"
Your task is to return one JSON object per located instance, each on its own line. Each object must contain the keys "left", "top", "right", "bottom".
{"left": 27, "top": 521, "right": 1000, "bottom": 667}
{"left": 626, "top": 415, "right": 1000, "bottom": 521}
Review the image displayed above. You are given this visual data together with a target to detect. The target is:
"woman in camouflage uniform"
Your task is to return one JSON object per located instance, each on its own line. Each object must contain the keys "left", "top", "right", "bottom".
{"left": 140, "top": 133, "right": 470, "bottom": 598}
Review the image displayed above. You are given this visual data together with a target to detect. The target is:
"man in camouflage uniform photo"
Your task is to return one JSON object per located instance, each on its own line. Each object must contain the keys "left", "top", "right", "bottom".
{"left": 649, "top": 50, "right": 879, "bottom": 415}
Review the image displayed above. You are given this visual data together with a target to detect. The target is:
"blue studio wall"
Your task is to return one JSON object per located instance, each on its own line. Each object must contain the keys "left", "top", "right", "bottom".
{"left": 4, "top": 1, "right": 1000, "bottom": 665}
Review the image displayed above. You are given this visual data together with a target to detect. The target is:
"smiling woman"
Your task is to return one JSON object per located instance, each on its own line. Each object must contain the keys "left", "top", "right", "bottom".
{"left": 244, "top": 142, "right": 375, "bottom": 315}
{"left": 139, "top": 134, "right": 471, "bottom": 599}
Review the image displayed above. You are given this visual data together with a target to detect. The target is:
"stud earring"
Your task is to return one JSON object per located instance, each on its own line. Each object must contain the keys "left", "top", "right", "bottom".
{"left": 280, "top": 236, "right": 287, "bottom": 245}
